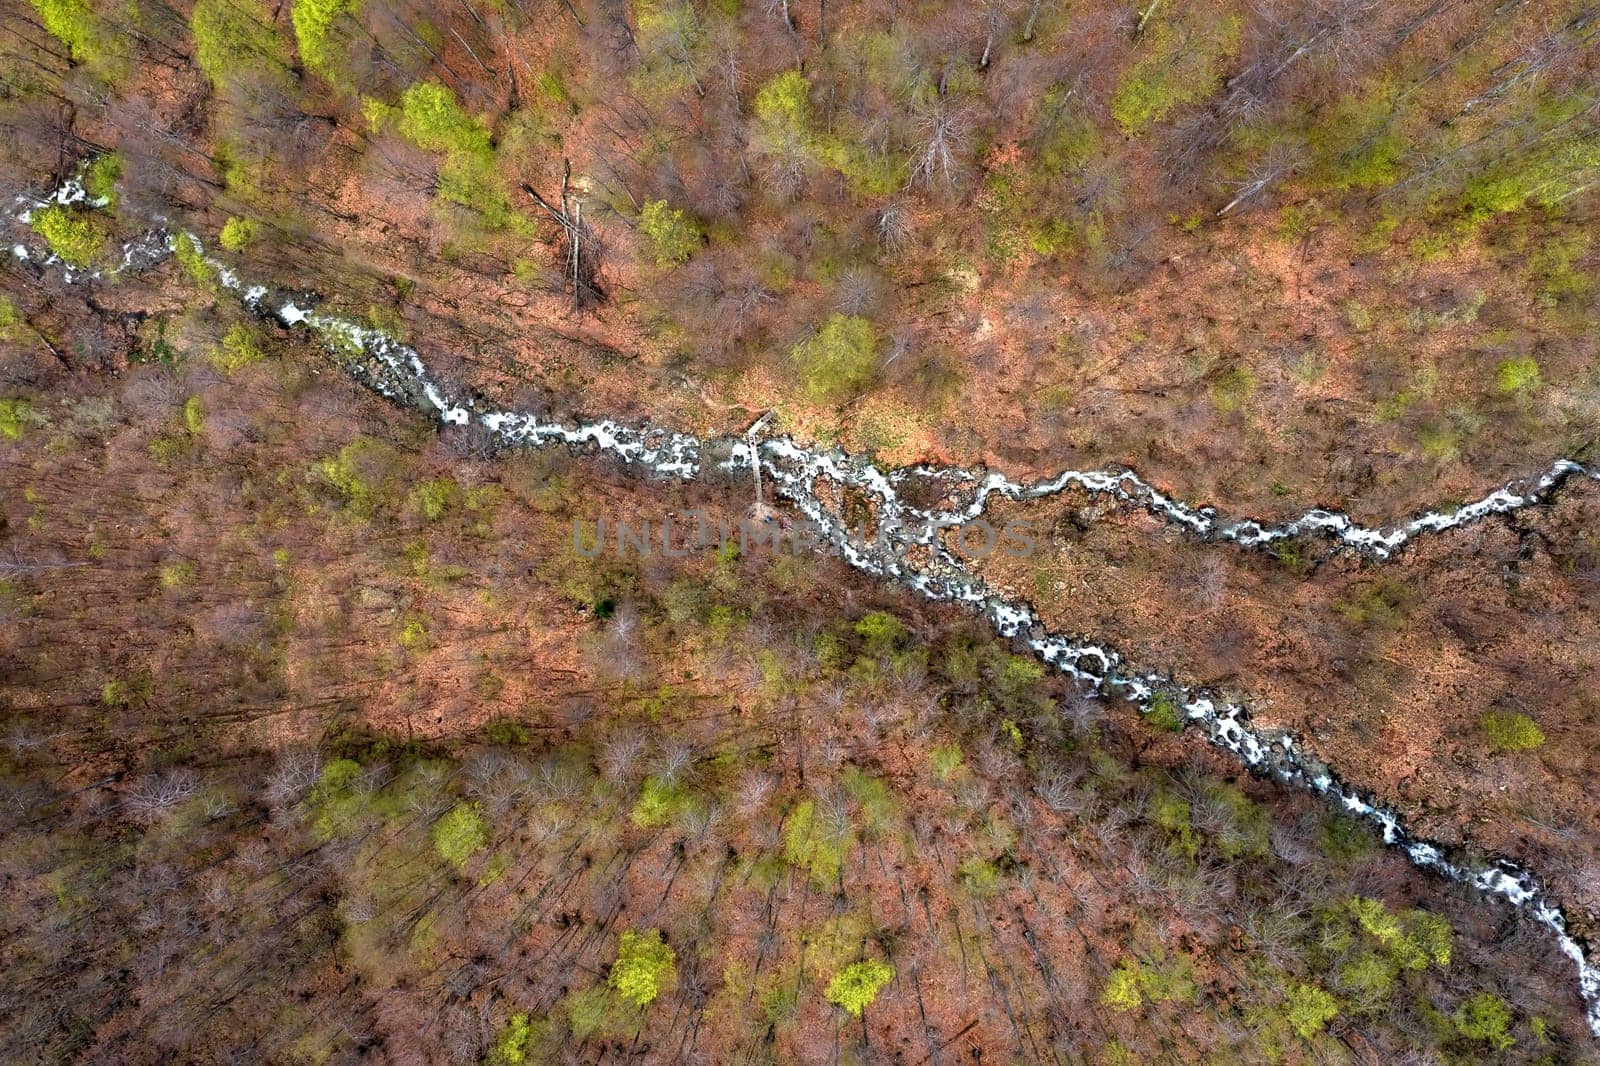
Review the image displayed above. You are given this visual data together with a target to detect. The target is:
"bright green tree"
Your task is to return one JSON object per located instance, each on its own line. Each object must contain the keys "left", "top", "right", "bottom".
{"left": 1284, "top": 983, "right": 1340, "bottom": 1040}
{"left": 608, "top": 929, "right": 675, "bottom": 1008}
{"left": 825, "top": 960, "right": 893, "bottom": 1017}
{"left": 291, "top": 0, "right": 362, "bottom": 78}
{"left": 1101, "top": 961, "right": 1144, "bottom": 1011}
{"left": 219, "top": 217, "right": 259, "bottom": 251}
{"left": 172, "top": 232, "right": 215, "bottom": 287}
{"left": 637, "top": 200, "right": 702, "bottom": 266}
{"left": 388, "top": 81, "right": 520, "bottom": 228}
{"left": 192, "top": 0, "right": 292, "bottom": 88}
{"left": 487, "top": 1012, "right": 556, "bottom": 1064}
{"left": 754, "top": 70, "right": 811, "bottom": 132}
{"left": 30, "top": 0, "right": 111, "bottom": 68}
{"left": 432, "top": 801, "right": 489, "bottom": 866}
{"left": 397, "top": 81, "right": 491, "bottom": 156}
{"left": 31, "top": 205, "right": 105, "bottom": 268}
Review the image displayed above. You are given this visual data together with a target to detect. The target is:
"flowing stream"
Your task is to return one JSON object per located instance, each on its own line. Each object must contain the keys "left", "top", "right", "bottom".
{"left": 11, "top": 183, "right": 1600, "bottom": 1036}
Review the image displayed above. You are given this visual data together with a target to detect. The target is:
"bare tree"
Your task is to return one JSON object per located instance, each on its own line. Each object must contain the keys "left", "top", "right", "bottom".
{"left": 124, "top": 769, "right": 198, "bottom": 822}
{"left": 876, "top": 201, "right": 912, "bottom": 252}
{"left": 909, "top": 107, "right": 970, "bottom": 188}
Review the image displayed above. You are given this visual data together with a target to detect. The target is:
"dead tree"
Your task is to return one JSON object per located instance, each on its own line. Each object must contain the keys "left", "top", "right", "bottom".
{"left": 1217, "top": 145, "right": 1302, "bottom": 217}
{"left": 744, "top": 411, "right": 778, "bottom": 523}
{"left": 520, "top": 160, "right": 604, "bottom": 310}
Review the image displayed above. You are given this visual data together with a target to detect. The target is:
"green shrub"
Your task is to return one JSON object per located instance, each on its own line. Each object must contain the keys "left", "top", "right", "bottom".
{"left": 483, "top": 718, "right": 532, "bottom": 746}
{"left": 1111, "top": 13, "right": 1240, "bottom": 134}
{"left": 854, "top": 610, "right": 905, "bottom": 654}
{"left": 1148, "top": 791, "right": 1197, "bottom": 857}
{"left": 1284, "top": 983, "right": 1340, "bottom": 1040}
{"left": 158, "top": 560, "right": 197, "bottom": 589}
{"left": 1038, "top": 106, "right": 1100, "bottom": 174}
{"left": 400, "top": 617, "right": 427, "bottom": 649}
{"left": 211, "top": 322, "right": 265, "bottom": 373}
{"left": 1210, "top": 365, "right": 1255, "bottom": 414}
{"left": 930, "top": 742, "right": 964, "bottom": 780}
{"left": 1529, "top": 233, "right": 1592, "bottom": 307}
{"left": 632, "top": 2, "right": 705, "bottom": 95}
{"left": 172, "top": 232, "right": 215, "bottom": 287}
{"left": 564, "top": 984, "right": 633, "bottom": 1040}
{"left": 432, "top": 801, "right": 489, "bottom": 866}
{"left": 1454, "top": 991, "right": 1515, "bottom": 1050}
{"left": 819, "top": 139, "right": 907, "bottom": 197}
{"left": 1480, "top": 709, "right": 1544, "bottom": 752}
{"left": 783, "top": 797, "right": 852, "bottom": 884}
{"left": 1, "top": 398, "right": 34, "bottom": 441}
{"left": 638, "top": 200, "right": 702, "bottom": 266}
{"left": 182, "top": 397, "right": 205, "bottom": 435}
{"left": 841, "top": 769, "right": 898, "bottom": 839}
{"left": 996, "top": 653, "right": 1045, "bottom": 696}
{"left": 958, "top": 856, "right": 1003, "bottom": 897}
{"left": 437, "top": 152, "right": 517, "bottom": 227}
{"left": 1101, "top": 955, "right": 1196, "bottom": 1012}
{"left": 1318, "top": 814, "right": 1376, "bottom": 863}
{"left": 1197, "top": 781, "right": 1270, "bottom": 860}
{"left": 825, "top": 960, "right": 893, "bottom": 1017}
{"left": 1144, "top": 690, "right": 1184, "bottom": 732}
{"left": 791, "top": 314, "right": 878, "bottom": 403}
{"left": 1460, "top": 120, "right": 1600, "bottom": 219}
{"left": 1336, "top": 952, "right": 1397, "bottom": 1011}
{"left": 30, "top": 205, "right": 105, "bottom": 269}
{"left": 609, "top": 929, "right": 675, "bottom": 1008}
{"left": 83, "top": 154, "right": 120, "bottom": 206}
{"left": 630, "top": 775, "right": 692, "bottom": 828}
{"left": 314, "top": 438, "right": 393, "bottom": 513}
{"left": 1337, "top": 579, "right": 1409, "bottom": 630}
{"left": 1307, "top": 86, "right": 1406, "bottom": 192}
{"left": 408, "top": 477, "right": 460, "bottom": 521}
{"left": 0, "top": 296, "right": 19, "bottom": 341}
{"left": 1494, "top": 356, "right": 1540, "bottom": 395}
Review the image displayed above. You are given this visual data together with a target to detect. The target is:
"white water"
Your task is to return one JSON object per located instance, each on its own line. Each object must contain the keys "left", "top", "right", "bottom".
{"left": 890, "top": 457, "right": 1595, "bottom": 559}
{"left": 12, "top": 183, "right": 1600, "bottom": 1035}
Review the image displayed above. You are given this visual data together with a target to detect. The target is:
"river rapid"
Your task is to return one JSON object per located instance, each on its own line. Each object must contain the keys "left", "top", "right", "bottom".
{"left": 11, "top": 181, "right": 1600, "bottom": 1036}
